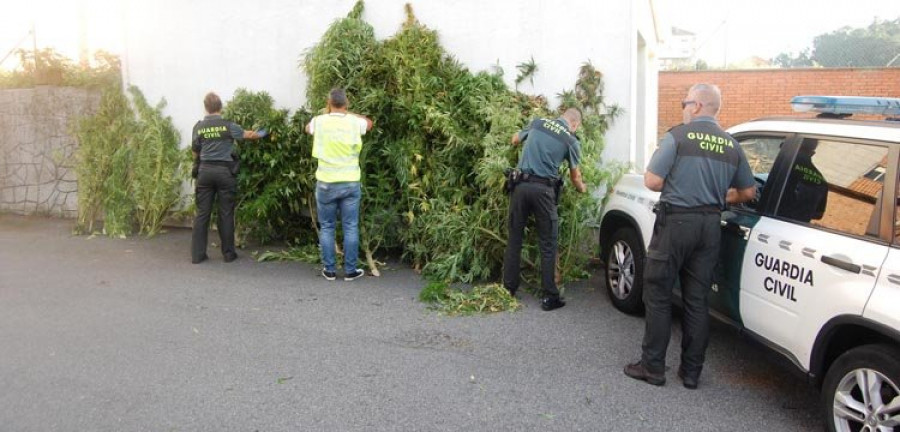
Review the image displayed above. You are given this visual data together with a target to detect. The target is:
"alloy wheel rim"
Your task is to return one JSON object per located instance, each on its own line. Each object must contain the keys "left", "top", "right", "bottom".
{"left": 832, "top": 368, "right": 900, "bottom": 432}
{"left": 606, "top": 240, "right": 634, "bottom": 300}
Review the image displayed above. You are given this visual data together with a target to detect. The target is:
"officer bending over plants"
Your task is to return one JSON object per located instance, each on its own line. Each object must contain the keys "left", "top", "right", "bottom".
{"left": 502, "top": 108, "right": 587, "bottom": 311}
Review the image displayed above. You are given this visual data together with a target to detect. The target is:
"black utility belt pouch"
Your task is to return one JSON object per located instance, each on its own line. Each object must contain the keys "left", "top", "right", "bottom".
{"left": 652, "top": 202, "right": 668, "bottom": 226}
{"left": 504, "top": 168, "right": 521, "bottom": 195}
{"left": 191, "top": 157, "right": 200, "bottom": 179}
{"left": 229, "top": 152, "right": 241, "bottom": 176}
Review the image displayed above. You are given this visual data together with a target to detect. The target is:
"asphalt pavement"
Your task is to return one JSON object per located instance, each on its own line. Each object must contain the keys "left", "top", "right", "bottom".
{"left": 0, "top": 214, "right": 824, "bottom": 431}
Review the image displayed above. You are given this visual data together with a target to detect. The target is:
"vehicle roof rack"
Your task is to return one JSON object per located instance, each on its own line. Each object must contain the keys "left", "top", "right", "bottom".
{"left": 791, "top": 96, "right": 900, "bottom": 117}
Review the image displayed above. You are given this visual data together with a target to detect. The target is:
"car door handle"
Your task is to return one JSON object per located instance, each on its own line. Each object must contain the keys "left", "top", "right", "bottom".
{"left": 887, "top": 274, "right": 900, "bottom": 285}
{"left": 757, "top": 233, "right": 770, "bottom": 244}
{"left": 779, "top": 240, "right": 792, "bottom": 251}
{"left": 821, "top": 255, "right": 861, "bottom": 274}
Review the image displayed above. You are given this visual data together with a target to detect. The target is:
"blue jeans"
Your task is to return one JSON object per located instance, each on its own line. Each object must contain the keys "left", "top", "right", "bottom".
{"left": 315, "top": 181, "right": 361, "bottom": 274}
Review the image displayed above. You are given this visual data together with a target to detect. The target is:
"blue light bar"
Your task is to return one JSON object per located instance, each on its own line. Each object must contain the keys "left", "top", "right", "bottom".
{"left": 791, "top": 96, "right": 900, "bottom": 116}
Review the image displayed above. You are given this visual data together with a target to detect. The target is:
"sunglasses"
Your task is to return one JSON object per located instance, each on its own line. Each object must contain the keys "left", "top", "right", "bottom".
{"left": 681, "top": 100, "right": 698, "bottom": 109}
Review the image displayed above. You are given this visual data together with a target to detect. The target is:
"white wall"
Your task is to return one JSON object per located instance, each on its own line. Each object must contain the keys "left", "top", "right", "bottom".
{"left": 632, "top": 0, "right": 661, "bottom": 171}
{"left": 122, "top": 0, "right": 658, "bottom": 167}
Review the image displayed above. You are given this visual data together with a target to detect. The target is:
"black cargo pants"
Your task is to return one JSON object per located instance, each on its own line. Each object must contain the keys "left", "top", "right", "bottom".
{"left": 191, "top": 163, "right": 237, "bottom": 262}
{"left": 641, "top": 209, "right": 721, "bottom": 379}
{"left": 502, "top": 181, "right": 560, "bottom": 299}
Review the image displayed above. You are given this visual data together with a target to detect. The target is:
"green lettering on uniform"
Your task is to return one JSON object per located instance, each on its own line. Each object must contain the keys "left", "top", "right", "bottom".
{"left": 689, "top": 131, "right": 733, "bottom": 154}
{"left": 542, "top": 120, "right": 567, "bottom": 135}
{"left": 793, "top": 164, "right": 824, "bottom": 184}
{"left": 699, "top": 140, "right": 725, "bottom": 154}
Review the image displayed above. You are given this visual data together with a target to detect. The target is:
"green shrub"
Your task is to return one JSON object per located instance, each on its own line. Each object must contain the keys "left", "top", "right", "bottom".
{"left": 222, "top": 89, "right": 317, "bottom": 246}
{"left": 73, "top": 80, "right": 186, "bottom": 237}
{"left": 245, "top": 1, "right": 622, "bottom": 285}
{"left": 73, "top": 85, "right": 135, "bottom": 234}
{"left": 129, "top": 86, "right": 185, "bottom": 237}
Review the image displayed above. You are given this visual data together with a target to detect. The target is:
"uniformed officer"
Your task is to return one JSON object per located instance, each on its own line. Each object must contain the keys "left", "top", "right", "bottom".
{"left": 190, "top": 92, "right": 261, "bottom": 264}
{"left": 624, "top": 84, "right": 756, "bottom": 389}
{"left": 503, "top": 108, "right": 587, "bottom": 311}
{"left": 776, "top": 139, "right": 827, "bottom": 223}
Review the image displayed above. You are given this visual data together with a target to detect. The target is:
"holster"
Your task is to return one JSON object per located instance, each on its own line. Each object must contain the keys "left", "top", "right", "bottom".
{"left": 504, "top": 168, "right": 521, "bottom": 195}
{"left": 554, "top": 181, "right": 564, "bottom": 205}
{"left": 229, "top": 152, "right": 241, "bottom": 176}
{"left": 652, "top": 201, "right": 668, "bottom": 227}
{"left": 191, "top": 157, "right": 199, "bottom": 179}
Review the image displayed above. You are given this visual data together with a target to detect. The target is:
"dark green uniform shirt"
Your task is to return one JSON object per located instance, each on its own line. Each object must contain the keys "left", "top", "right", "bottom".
{"left": 516, "top": 117, "right": 581, "bottom": 180}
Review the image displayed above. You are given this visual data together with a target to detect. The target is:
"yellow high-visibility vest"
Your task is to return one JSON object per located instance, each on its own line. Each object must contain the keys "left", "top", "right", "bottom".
{"left": 312, "top": 114, "right": 364, "bottom": 182}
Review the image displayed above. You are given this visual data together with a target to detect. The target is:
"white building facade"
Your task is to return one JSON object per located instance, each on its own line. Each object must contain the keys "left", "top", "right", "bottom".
{"left": 121, "top": 0, "right": 661, "bottom": 171}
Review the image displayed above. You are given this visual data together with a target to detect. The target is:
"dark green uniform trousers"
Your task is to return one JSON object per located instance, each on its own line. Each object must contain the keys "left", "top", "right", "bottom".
{"left": 191, "top": 164, "right": 237, "bottom": 262}
{"left": 503, "top": 181, "right": 560, "bottom": 298}
{"left": 641, "top": 210, "right": 721, "bottom": 379}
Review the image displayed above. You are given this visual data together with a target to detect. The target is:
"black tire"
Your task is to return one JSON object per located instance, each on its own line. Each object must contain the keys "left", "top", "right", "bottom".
{"left": 821, "top": 344, "right": 900, "bottom": 432}
{"left": 602, "top": 227, "right": 645, "bottom": 315}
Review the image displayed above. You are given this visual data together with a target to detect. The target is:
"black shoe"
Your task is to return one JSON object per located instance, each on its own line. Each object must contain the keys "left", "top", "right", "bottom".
{"left": 504, "top": 286, "right": 517, "bottom": 298}
{"left": 677, "top": 367, "right": 698, "bottom": 390}
{"left": 540, "top": 297, "right": 566, "bottom": 311}
{"left": 624, "top": 361, "right": 666, "bottom": 386}
{"left": 224, "top": 253, "right": 238, "bottom": 263}
{"left": 321, "top": 269, "right": 336, "bottom": 281}
{"left": 192, "top": 255, "right": 209, "bottom": 264}
{"left": 344, "top": 269, "right": 365, "bottom": 281}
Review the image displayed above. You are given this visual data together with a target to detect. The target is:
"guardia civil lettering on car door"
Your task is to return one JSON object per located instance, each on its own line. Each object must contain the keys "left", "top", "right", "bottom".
{"left": 599, "top": 95, "right": 900, "bottom": 432}
{"left": 755, "top": 253, "right": 814, "bottom": 302}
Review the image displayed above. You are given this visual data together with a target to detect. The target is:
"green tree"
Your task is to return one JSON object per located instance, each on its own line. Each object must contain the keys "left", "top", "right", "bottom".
{"left": 773, "top": 49, "right": 815, "bottom": 68}
{"left": 813, "top": 18, "right": 900, "bottom": 67}
{"left": 774, "top": 18, "right": 900, "bottom": 68}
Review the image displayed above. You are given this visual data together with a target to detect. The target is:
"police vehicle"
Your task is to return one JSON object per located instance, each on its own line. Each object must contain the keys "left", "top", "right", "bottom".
{"left": 599, "top": 96, "right": 900, "bottom": 432}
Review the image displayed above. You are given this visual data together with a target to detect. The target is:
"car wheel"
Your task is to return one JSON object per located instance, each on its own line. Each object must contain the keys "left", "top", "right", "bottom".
{"left": 822, "top": 344, "right": 900, "bottom": 432}
{"left": 603, "top": 227, "right": 645, "bottom": 315}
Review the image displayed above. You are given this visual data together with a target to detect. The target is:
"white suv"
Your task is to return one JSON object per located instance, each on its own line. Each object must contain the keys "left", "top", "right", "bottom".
{"left": 599, "top": 96, "right": 900, "bottom": 432}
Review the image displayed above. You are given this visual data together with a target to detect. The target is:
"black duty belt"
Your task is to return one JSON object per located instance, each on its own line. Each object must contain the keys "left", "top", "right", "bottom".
{"left": 666, "top": 204, "right": 721, "bottom": 215}
{"left": 200, "top": 160, "right": 232, "bottom": 167}
{"left": 521, "top": 174, "right": 559, "bottom": 186}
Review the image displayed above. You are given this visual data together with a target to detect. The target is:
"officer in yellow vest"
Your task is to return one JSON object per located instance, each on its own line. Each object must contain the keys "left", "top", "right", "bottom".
{"left": 305, "top": 88, "right": 373, "bottom": 281}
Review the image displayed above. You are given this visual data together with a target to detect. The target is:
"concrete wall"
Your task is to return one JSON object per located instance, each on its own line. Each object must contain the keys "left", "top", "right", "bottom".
{"left": 121, "top": 0, "right": 659, "bottom": 170}
{"left": 658, "top": 68, "right": 900, "bottom": 137}
{"left": 0, "top": 87, "right": 98, "bottom": 218}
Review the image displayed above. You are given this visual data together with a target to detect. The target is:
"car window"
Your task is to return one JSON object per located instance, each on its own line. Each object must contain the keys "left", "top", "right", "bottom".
{"left": 776, "top": 137, "right": 888, "bottom": 238}
{"left": 740, "top": 136, "right": 783, "bottom": 175}
{"left": 736, "top": 136, "right": 785, "bottom": 211}
{"left": 895, "top": 174, "right": 900, "bottom": 243}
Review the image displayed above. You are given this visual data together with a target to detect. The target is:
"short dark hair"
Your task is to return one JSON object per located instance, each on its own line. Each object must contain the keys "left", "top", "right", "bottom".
{"left": 329, "top": 88, "right": 348, "bottom": 109}
{"left": 562, "top": 107, "right": 582, "bottom": 125}
{"left": 204, "top": 92, "right": 222, "bottom": 114}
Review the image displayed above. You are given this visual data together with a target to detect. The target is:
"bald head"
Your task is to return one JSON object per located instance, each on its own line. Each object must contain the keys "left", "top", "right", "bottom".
{"left": 561, "top": 108, "right": 582, "bottom": 132}
{"left": 681, "top": 84, "right": 722, "bottom": 124}
{"left": 690, "top": 84, "right": 721, "bottom": 114}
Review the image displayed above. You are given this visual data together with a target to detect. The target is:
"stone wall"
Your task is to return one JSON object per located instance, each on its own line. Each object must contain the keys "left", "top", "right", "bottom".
{"left": 0, "top": 87, "right": 100, "bottom": 217}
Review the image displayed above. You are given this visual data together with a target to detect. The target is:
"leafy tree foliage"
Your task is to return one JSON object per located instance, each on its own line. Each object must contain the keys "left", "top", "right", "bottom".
{"left": 774, "top": 18, "right": 900, "bottom": 68}
{"left": 0, "top": 48, "right": 121, "bottom": 89}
